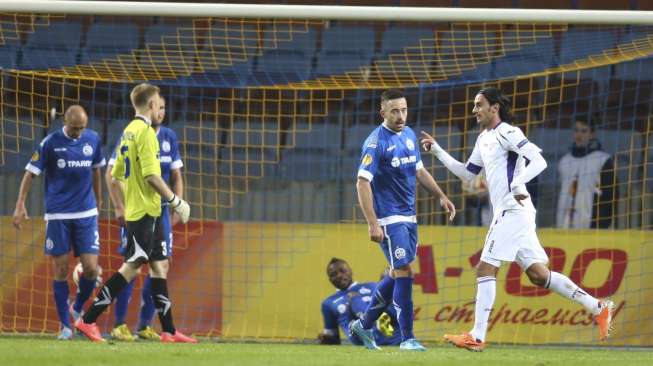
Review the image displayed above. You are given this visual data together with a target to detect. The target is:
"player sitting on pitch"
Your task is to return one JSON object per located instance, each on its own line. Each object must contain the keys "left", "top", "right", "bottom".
{"left": 318, "top": 258, "right": 401, "bottom": 346}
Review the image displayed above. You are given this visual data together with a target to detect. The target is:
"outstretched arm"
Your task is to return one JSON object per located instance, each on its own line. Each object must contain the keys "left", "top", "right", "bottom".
{"left": 420, "top": 131, "right": 478, "bottom": 183}
{"left": 13, "top": 171, "right": 35, "bottom": 229}
{"left": 415, "top": 168, "right": 456, "bottom": 221}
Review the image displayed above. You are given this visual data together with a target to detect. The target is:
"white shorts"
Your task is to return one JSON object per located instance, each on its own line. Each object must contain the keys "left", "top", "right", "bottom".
{"left": 480, "top": 209, "right": 548, "bottom": 270}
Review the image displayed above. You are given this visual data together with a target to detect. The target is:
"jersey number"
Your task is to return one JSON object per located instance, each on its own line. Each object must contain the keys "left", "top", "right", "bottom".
{"left": 120, "top": 145, "right": 130, "bottom": 178}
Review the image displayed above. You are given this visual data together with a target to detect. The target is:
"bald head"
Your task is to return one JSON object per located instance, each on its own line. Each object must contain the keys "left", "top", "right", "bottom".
{"left": 63, "top": 105, "right": 88, "bottom": 139}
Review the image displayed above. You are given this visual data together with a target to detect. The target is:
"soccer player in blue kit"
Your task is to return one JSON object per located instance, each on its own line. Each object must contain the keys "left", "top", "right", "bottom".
{"left": 318, "top": 258, "right": 400, "bottom": 346}
{"left": 350, "top": 90, "right": 456, "bottom": 351}
{"left": 13, "top": 105, "right": 105, "bottom": 340}
{"left": 105, "top": 95, "right": 184, "bottom": 341}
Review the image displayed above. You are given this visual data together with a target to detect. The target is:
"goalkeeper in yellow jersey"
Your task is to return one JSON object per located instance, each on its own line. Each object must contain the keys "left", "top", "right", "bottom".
{"left": 318, "top": 258, "right": 401, "bottom": 346}
{"left": 75, "top": 83, "right": 196, "bottom": 343}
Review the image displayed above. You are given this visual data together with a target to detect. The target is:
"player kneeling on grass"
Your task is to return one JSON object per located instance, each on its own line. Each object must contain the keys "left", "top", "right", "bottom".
{"left": 75, "top": 83, "right": 196, "bottom": 343}
{"left": 318, "top": 258, "right": 401, "bottom": 346}
{"left": 421, "top": 87, "right": 613, "bottom": 352}
{"left": 13, "top": 105, "right": 105, "bottom": 340}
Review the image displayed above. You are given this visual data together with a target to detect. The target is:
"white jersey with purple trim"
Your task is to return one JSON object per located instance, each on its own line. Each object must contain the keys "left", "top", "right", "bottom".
{"left": 466, "top": 122, "right": 541, "bottom": 215}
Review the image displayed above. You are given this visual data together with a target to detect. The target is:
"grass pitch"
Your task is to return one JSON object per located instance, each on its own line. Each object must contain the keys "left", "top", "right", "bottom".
{"left": 0, "top": 337, "right": 651, "bottom": 366}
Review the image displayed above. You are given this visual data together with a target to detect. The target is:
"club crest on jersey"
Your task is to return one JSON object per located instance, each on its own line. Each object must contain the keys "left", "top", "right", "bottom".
{"left": 46, "top": 238, "right": 54, "bottom": 250}
{"left": 394, "top": 248, "right": 406, "bottom": 259}
{"left": 82, "top": 144, "right": 93, "bottom": 157}
{"left": 362, "top": 154, "right": 373, "bottom": 166}
{"left": 337, "top": 304, "right": 347, "bottom": 314}
{"left": 57, "top": 159, "right": 66, "bottom": 168}
{"left": 161, "top": 140, "right": 171, "bottom": 153}
{"left": 31, "top": 151, "right": 39, "bottom": 162}
{"left": 405, "top": 139, "right": 415, "bottom": 151}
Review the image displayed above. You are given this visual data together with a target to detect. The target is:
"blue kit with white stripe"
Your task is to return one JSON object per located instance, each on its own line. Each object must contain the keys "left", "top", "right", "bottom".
{"left": 357, "top": 124, "right": 423, "bottom": 269}
{"left": 26, "top": 128, "right": 105, "bottom": 256}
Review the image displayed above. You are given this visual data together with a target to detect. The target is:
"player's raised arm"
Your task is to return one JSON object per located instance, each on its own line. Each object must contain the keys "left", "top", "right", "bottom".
{"left": 12, "top": 171, "right": 35, "bottom": 229}
{"left": 420, "top": 130, "right": 479, "bottom": 183}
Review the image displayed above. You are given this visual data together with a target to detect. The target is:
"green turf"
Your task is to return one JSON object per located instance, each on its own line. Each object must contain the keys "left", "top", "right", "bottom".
{"left": 0, "top": 337, "right": 651, "bottom": 366}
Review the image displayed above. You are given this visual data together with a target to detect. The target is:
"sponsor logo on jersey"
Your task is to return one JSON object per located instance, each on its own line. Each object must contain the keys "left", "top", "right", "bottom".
{"left": 359, "top": 287, "right": 371, "bottom": 295}
{"left": 362, "top": 154, "right": 373, "bottom": 166}
{"left": 391, "top": 155, "right": 417, "bottom": 168}
{"left": 161, "top": 140, "right": 171, "bottom": 152}
{"left": 57, "top": 159, "right": 66, "bottom": 168}
{"left": 66, "top": 160, "right": 92, "bottom": 168}
{"left": 54, "top": 147, "right": 67, "bottom": 152}
{"left": 406, "top": 139, "right": 415, "bottom": 151}
{"left": 394, "top": 247, "right": 406, "bottom": 259}
{"left": 337, "top": 304, "right": 347, "bottom": 314}
{"left": 31, "top": 151, "right": 39, "bottom": 161}
{"left": 82, "top": 144, "right": 93, "bottom": 157}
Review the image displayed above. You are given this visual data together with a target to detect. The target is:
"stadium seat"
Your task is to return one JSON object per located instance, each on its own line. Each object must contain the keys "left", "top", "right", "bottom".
{"left": 379, "top": 26, "right": 435, "bottom": 58}
{"left": 493, "top": 30, "right": 556, "bottom": 78}
{"left": 286, "top": 122, "right": 342, "bottom": 152}
{"left": 253, "top": 24, "right": 317, "bottom": 84}
{"left": 80, "top": 21, "right": 140, "bottom": 64}
{"left": 613, "top": 56, "right": 653, "bottom": 82}
{"left": 558, "top": 30, "right": 617, "bottom": 65}
{"left": 314, "top": 25, "right": 376, "bottom": 77}
{"left": 0, "top": 46, "right": 19, "bottom": 69}
{"left": 21, "top": 21, "right": 81, "bottom": 69}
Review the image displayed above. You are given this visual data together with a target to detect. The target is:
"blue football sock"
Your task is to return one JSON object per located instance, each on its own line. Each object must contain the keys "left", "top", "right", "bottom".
{"left": 393, "top": 277, "right": 414, "bottom": 341}
{"left": 360, "top": 275, "right": 394, "bottom": 329}
{"left": 114, "top": 278, "right": 135, "bottom": 326}
{"left": 73, "top": 275, "right": 97, "bottom": 313}
{"left": 137, "top": 275, "right": 156, "bottom": 330}
{"left": 52, "top": 280, "right": 71, "bottom": 329}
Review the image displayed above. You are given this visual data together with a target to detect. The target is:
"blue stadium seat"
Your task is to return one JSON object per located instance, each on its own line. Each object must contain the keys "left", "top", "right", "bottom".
{"left": 558, "top": 30, "right": 617, "bottom": 65}
{"left": 344, "top": 124, "right": 377, "bottom": 154}
{"left": 493, "top": 31, "right": 556, "bottom": 78}
{"left": 379, "top": 26, "right": 435, "bottom": 58}
{"left": 253, "top": 24, "right": 317, "bottom": 84}
{"left": 80, "top": 22, "right": 140, "bottom": 64}
{"left": 613, "top": 56, "right": 653, "bottom": 82}
{"left": 286, "top": 122, "right": 342, "bottom": 151}
{"left": 0, "top": 46, "right": 18, "bottom": 69}
{"left": 314, "top": 25, "right": 376, "bottom": 77}
{"left": 21, "top": 21, "right": 81, "bottom": 69}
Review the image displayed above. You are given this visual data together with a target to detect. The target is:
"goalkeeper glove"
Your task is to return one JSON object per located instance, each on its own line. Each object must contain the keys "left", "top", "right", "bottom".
{"left": 167, "top": 194, "right": 190, "bottom": 224}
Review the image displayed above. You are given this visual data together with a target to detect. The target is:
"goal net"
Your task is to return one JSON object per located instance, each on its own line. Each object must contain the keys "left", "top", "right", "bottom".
{"left": 0, "top": 5, "right": 651, "bottom": 345}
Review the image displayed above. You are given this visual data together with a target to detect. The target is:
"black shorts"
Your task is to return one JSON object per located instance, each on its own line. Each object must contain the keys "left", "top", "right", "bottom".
{"left": 124, "top": 214, "right": 166, "bottom": 263}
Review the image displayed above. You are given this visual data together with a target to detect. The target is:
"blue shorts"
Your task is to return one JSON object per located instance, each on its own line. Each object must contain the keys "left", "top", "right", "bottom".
{"left": 378, "top": 222, "right": 418, "bottom": 269}
{"left": 118, "top": 206, "right": 172, "bottom": 257}
{"left": 44, "top": 216, "right": 100, "bottom": 257}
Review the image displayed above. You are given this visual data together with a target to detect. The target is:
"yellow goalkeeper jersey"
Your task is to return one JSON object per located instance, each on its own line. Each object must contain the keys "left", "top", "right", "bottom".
{"left": 111, "top": 116, "right": 162, "bottom": 221}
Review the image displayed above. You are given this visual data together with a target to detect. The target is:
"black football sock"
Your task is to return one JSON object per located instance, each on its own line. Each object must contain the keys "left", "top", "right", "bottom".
{"left": 83, "top": 272, "right": 129, "bottom": 324}
{"left": 150, "top": 277, "right": 176, "bottom": 334}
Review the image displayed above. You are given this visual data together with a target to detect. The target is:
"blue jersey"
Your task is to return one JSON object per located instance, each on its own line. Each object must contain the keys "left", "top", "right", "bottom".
{"left": 321, "top": 282, "right": 399, "bottom": 345}
{"left": 26, "top": 128, "right": 105, "bottom": 219}
{"left": 357, "top": 125, "right": 423, "bottom": 224}
{"left": 109, "top": 125, "right": 183, "bottom": 195}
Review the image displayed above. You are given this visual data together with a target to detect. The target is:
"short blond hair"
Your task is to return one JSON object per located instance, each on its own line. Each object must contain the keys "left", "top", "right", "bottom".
{"left": 130, "top": 83, "right": 160, "bottom": 110}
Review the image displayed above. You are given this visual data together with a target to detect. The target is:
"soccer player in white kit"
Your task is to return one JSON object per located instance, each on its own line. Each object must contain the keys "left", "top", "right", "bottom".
{"left": 420, "top": 88, "right": 614, "bottom": 351}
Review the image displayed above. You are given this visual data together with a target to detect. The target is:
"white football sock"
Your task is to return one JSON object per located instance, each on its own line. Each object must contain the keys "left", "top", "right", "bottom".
{"left": 547, "top": 271, "right": 601, "bottom": 315}
{"left": 470, "top": 276, "right": 496, "bottom": 342}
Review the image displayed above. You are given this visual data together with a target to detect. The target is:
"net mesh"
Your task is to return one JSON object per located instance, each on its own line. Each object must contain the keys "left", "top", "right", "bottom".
{"left": 0, "top": 13, "right": 652, "bottom": 344}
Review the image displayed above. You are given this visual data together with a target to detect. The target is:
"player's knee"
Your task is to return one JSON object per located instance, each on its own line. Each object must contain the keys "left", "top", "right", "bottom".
{"left": 526, "top": 267, "right": 549, "bottom": 287}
